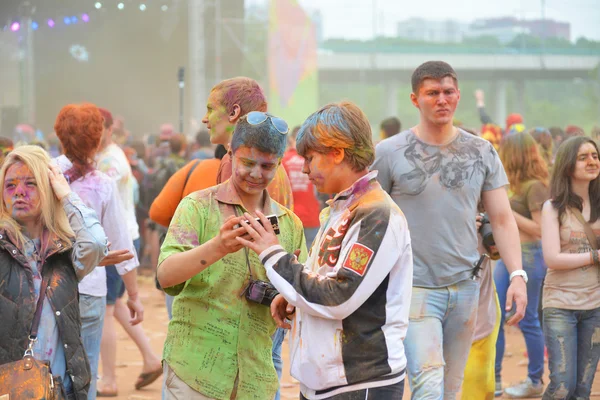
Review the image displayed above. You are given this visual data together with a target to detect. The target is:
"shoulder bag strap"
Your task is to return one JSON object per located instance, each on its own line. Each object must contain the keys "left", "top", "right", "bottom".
{"left": 181, "top": 160, "right": 201, "bottom": 196}
{"left": 570, "top": 207, "right": 599, "bottom": 250}
{"left": 24, "top": 271, "right": 52, "bottom": 357}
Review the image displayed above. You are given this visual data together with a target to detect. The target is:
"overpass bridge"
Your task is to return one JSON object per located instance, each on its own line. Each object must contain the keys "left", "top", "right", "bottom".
{"left": 317, "top": 45, "right": 600, "bottom": 123}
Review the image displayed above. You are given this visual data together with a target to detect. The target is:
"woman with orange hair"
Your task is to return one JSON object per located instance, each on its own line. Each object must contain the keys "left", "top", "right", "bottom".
{"left": 53, "top": 103, "right": 141, "bottom": 399}
{"left": 494, "top": 132, "right": 550, "bottom": 398}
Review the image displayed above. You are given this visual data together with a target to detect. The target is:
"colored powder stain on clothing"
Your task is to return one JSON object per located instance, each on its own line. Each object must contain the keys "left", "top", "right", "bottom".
{"left": 22, "top": 236, "right": 72, "bottom": 392}
{"left": 158, "top": 180, "right": 307, "bottom": 399}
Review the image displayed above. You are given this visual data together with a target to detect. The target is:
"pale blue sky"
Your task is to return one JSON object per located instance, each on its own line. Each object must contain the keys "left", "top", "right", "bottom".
{"left": 250, "top": 0, "right": 600, "bottom": 41}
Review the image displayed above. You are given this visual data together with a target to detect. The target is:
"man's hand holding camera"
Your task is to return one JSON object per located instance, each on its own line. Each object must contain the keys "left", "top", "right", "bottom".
{"left": 216, "top": 215, "right": 250, "bottom": 256}
{"left": 236, "top": 211, "right": 280, "bottom": 255}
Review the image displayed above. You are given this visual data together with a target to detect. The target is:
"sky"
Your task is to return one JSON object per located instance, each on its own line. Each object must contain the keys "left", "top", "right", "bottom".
{"left": 250, "top": 0, "right": 600, "bottom": 41}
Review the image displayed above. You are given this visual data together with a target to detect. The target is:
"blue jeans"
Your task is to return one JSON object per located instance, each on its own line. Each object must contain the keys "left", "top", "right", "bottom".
{"left": 304, "top": 228, "right": 319, "bottom": 249}
{"left": 542, "top": 307, "right": 600, "bottom": 399}
{"left": 79, "top": 294, "right": 106, "bottom": 400}
{"left": 272, "top": 327, "right": 286, "bottom": 400}
{"left": 494, "top": 241, "right": 546, "bottom": 384}
{"left": 404, "top": 279, "right": 479, "bottom": 399}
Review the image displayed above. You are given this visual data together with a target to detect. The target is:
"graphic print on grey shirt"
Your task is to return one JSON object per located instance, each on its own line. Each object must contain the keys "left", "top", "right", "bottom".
{"left": 372, "top": 128, "right": 508, "bottom": 288}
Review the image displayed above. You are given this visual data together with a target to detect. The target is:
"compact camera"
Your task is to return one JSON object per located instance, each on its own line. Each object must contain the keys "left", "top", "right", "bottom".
{"left": 245, "top": 280, "right": 279, "bottom": 306}
{"left": 235, "top": 214, "right": 280, "bottom": 235}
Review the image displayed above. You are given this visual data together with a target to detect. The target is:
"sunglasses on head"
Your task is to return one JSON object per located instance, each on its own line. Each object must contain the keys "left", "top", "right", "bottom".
{"left": 246, "top": 111, "right": 289, "bottom": 134}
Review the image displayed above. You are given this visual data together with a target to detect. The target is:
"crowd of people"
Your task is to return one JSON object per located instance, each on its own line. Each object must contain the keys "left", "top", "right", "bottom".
{"left": 0, "top": 60, "right": 599, "bottom": 400}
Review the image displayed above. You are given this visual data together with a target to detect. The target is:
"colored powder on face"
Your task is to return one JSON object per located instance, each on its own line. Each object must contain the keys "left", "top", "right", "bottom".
{"left": 3, "top": 163, "right": 41, "bottom": 217}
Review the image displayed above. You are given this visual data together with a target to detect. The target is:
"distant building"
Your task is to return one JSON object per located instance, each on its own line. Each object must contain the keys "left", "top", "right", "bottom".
{"left": 468, "top": 17, "right": 570, "bottom": 43}
{"left": 396, "top": 18, "right": 469, "bottom": 43}
{"left": 395, "top": 16, "right": 571, "bottom": 45}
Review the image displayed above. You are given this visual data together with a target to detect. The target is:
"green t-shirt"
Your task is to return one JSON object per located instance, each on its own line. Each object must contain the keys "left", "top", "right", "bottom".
{"left": 159, "top": 181, "right": 307, "bottom": 400}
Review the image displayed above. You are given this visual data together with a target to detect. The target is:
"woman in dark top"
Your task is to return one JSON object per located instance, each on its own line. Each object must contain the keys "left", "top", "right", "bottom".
{"left": 495, "top": 132, "right": 550, "bottom": 398}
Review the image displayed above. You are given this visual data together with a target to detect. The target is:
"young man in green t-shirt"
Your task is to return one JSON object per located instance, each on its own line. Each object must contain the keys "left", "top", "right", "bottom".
{"left": 157, "top": 113, "right": 307, "bottom": 400}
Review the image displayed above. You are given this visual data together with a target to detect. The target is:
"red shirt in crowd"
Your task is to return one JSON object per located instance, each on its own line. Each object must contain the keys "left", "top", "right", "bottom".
{"left": 281, "top": 148, "right": 320, "bottom": 228}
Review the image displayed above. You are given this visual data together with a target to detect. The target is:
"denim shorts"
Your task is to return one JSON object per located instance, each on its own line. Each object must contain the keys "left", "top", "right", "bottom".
{"left": 106, "top": 265, "right": 125, "bottom": 305}
{"left": 106, "top": 239, "right": 140, "bottom": 305}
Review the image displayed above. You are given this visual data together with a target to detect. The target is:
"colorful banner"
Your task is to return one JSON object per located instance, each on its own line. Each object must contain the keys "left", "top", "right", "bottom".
{"left": 268, "top": 0, "right": 318, "bottom": 129}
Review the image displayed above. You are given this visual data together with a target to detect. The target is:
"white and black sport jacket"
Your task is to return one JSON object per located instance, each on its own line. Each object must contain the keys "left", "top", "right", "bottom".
{"left": 259, "top": 172, "right": 413, "bottom": 399}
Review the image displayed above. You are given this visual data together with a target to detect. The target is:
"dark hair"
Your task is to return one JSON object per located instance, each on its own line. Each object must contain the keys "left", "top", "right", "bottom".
{"left": 130, "top": 140, "right": 146, "bottom": 162}
{"left": 230, "top": 114, "right": 287, "bottom": 158}
{"left": 380, "top": 117, "right": 401, "bottom": 139}
{"left": 550, "top": 136, "right": 600, "bottom": 223}
{"left": 169, "top": 133, "right": 187, "bottom": 154}
{"left": 296, "top": 101, "right": 374, "bottom": 172}
{"left": 195, "top": 129, "right": 211, "bottom": 147}
{"left": 548, "top": 126, "right": 564, "bottom": 140}
{"left": 529, "top": 127, "right": 553, "bottom": 165}
{"left": 411, "top": 61, "right": 458, "bottom": 94}
{"left": 215, "top": 144, "right": 228, "bottom": 160}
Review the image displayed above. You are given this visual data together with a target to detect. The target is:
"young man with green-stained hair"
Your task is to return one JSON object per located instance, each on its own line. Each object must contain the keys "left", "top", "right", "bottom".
{"left": 157, "top": 112, "right": 307, "bottom": 400}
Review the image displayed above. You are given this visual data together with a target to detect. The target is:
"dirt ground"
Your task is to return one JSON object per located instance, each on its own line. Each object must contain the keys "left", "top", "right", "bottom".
{"left": 101, "top": 276, "right": 600, "bottom": 400}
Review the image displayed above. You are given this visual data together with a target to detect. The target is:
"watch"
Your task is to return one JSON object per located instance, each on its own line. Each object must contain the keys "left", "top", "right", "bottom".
{"left": 509, "top": 270, "right": 528, "bottom": 284}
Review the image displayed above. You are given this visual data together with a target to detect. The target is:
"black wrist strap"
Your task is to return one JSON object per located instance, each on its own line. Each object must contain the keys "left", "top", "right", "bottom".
{"left": 232, "top": 206, "right": 254, "bottom": 281}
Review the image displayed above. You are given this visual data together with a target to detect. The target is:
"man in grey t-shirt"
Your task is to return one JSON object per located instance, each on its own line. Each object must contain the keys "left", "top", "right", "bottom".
{"left": 372, "top": 61, "right": 528, "bottom": 399}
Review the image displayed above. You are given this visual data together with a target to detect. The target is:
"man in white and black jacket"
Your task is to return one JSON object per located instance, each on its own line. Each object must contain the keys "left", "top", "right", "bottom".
{"left": 237, "top": 101, "right": 413, "bottom": 400}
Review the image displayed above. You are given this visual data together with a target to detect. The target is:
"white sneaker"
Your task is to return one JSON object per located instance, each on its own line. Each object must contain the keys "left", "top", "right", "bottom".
{"left": 504, "top": 377, "right": 544, "bottom": 398}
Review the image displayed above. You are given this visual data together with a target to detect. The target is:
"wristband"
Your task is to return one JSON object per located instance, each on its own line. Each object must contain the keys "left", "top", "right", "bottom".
{"left": 509, "top": 269, "right": 528, "bottom": 284}
{"left": 592, "top": 250, "right": 600, "bottom": 267}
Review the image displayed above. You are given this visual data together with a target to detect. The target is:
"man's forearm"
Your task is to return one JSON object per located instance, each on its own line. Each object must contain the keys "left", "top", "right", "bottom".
{"left": 157, "top": 237, "right": 226, "bottom": 288}
{"left": 478, "top": 106, "right": 494, "bottom": 125}
{"left": 493, "top": 217, "right": 523, "bottom": 273}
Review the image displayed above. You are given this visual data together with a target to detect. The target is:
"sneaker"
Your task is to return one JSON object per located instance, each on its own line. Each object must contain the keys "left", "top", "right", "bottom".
{"left": 504, "top": 377, "right": 544, "bottom": 398}
{"left": 495, "top": 381, "right": 503, "bottom": 397}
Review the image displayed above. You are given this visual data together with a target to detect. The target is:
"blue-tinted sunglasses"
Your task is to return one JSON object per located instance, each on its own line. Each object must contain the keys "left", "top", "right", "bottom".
{"left": 246, "top": 111, "right": 289, "bottom": 134}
